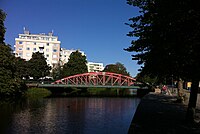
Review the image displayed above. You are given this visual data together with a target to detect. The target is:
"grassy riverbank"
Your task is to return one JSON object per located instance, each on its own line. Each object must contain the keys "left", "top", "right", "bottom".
{"left": 26, "top": 88, "right": 52, "bottom": 98}
{"left": 25, "top": 87, "right": 140, "bottom": 98}
{"left": 54, "top": 87, "right": 138, "bottom": 97}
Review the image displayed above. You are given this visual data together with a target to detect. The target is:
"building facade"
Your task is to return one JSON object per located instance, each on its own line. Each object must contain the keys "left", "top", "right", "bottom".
{"left": 14, "top": 30, "right": 104, "bottom": 73}
{"left": 14, "top": 30, "right": 61, "bottom": 67}
{"left": 87, "top": 62, "right": 104, "bottom": 72}
{"left": 60, "top": 48, "right": 85, "bottom": 66}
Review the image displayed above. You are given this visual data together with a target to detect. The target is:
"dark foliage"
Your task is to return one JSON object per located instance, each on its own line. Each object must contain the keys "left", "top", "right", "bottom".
{"left": 14, "top": 57, "right": 29, "bottom": 79}
{"left": 62, "top": 50, "right": 88, "bottom": 77}
{"left": 0, "top": 9, "right": 27, "bottom": 98}
{"left": 51, "top": 63, "right": 62, "bottom": 80}
{"left": 125, "top": 0, "right": 200, "bottom": 122}
{"left": 103, "top": 62, "right": 130, "bottom": 76}
{"left": 28, "top": 52, "right": 51, "bottom": 80}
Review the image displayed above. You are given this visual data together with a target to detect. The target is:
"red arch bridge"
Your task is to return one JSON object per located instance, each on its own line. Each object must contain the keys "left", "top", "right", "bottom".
{"left": 38, "top": 72, "right": 142, "bottom": 89}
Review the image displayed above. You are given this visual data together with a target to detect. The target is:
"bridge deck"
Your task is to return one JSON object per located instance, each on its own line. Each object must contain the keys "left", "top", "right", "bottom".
{"left": 38, "top": 84, "right": 141, "bottom": 89}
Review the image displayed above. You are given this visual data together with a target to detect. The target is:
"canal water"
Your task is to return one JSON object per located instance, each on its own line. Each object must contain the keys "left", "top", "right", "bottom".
{"left": 0, "top": 97, "right": 140, "bottom": 134}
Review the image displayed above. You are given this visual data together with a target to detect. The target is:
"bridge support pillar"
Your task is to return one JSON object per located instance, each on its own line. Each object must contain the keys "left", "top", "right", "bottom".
{"left": 117, "top": 89, "right": 119, "bottom": 96}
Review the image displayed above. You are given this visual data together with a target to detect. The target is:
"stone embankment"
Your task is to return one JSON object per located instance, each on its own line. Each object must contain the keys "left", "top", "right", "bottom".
{"left": 129, "top": 93, "right": 200, "bottom": 134}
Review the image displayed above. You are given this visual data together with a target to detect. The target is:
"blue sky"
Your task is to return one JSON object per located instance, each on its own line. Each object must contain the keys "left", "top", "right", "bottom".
{"left": 0, "top": 0, "right": 140, "bottom": 77}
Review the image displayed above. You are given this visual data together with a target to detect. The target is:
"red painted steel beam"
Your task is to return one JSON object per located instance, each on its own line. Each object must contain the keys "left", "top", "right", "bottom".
{"left": 52, "top": 72, "right": 136, "bottom": 86}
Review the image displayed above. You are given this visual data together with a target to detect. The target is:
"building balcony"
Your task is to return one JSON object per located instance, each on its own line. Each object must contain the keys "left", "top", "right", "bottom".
{"left": 39, "top": 44, "right": 44, "bottom": 47}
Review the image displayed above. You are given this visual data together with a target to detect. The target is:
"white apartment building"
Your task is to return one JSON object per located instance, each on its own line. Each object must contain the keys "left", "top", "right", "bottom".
{"left": 14, "top": 29, "right": 103, "bottom": 72}
{"left": 87, "top": 62, "right": 104, "bottom": 72}
{"left": 60, "top": 48, "right": 85, "bottom": 66}
{"left": 14, "top": 29, "right": 61, "bottom": 67}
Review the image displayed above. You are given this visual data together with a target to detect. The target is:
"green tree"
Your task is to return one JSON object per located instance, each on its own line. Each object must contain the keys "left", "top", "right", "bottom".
{"left": 0, "top": 9, "right": 26, "bottom": 97}
{"left": 14, "top": 57, "right": 29, "bottom": 80}
{"left": 136, "top": 73, "right": 158, "bottom": 86}
{"left": 51, "top": 63, "right": 62, "bottom": 80}
{"left": 103, "top": 62, "right": 130, "bottom": 76}
{"left": 0, "top": 9, "right": 6, "bottom": 44}
{"left": 62, "top": 50, "right": 88, "bottom": 77}
{"left": 125, "top": 0, "right": 200, "bottom": 122}
{"left": 28, "top": 52, "right": 51, "bottom": 80}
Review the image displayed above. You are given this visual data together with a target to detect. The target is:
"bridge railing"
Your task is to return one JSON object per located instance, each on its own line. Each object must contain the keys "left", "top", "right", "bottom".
{"left": 52, "top": 72, "right": 137, "bottom": 87}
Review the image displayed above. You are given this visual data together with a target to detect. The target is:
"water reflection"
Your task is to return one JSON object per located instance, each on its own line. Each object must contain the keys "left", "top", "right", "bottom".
{"left": 1, "top": 97, "right": 140, "bottom": 134}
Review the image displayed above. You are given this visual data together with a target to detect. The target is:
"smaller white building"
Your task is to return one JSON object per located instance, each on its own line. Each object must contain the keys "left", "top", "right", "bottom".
{"left": 60, "top": 48, "right": 85, "bottom": 65}
{"left": 87, "top": 62, "right": 104, "bottom": 72}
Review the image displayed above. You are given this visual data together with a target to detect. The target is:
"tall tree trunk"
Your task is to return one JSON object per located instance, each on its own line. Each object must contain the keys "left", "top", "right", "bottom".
{"left": 177, "top": 78, "right": 184, "bottom": 98}
{"left": 186, "top": 78, "right": 199, "bottom": 123}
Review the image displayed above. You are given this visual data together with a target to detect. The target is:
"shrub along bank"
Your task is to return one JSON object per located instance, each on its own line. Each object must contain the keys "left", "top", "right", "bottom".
{"left": 25, "top": 87, "right": 139, "bottom": 98}
{"left": 26, "top": 88, "right": 52, "bottom": 98}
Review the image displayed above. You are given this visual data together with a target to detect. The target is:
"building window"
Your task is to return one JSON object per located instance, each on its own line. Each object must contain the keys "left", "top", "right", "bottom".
{"left": 52, "top": 60, "right": 57, "bottom": 63}
{"left": 26, "top": 53, "right": 30, "bottom": 57}
{"left": 53, "top": 49, "right": 57, "bottom": 52}
{"left": 26, "top": 47, "right": 30, "bottom": 50}
{"left": 53, "top": 55, "right": 57, "bottom": 58}
{"left": 19, "top": 41, "right": 23, "bottom": 44}
{"left": 33, "top": 48, "right": 37, "bottom": 51}
{"left": 18, "top": 53, "right": 22, "bottom": 56}
{"left": 46, "top": 43, "right": 49, "bottom": 46}
{"left": 46, "top": 54, "right": 49, "bottom": 57}
{"left": 34, "top": 42, "right": 36, "bottom": 45}
{"left": 46, "top": 48, "right": 49, "bottom": 52}
{"left": 18, "top": 47, "right": 22, "bottom": 51}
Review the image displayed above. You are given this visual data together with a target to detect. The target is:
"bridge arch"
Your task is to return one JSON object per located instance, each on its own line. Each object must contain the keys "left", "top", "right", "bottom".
{"left": 52, "top": 72, "right": 136, "bottom": 87}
